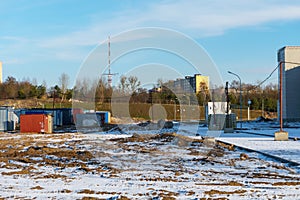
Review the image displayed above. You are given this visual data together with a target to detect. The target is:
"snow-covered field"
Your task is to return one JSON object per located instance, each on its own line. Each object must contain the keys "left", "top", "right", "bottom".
{"left": 1, "top": 122, "right": 300, "bottom": 199}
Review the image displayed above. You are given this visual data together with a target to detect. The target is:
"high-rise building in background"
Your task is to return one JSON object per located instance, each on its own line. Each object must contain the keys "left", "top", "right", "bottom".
{"left": 173, "top": 74, "right": 209, "bottom": 93}
{"left": 277, "top": 46, "right": 300, "bottom": 122}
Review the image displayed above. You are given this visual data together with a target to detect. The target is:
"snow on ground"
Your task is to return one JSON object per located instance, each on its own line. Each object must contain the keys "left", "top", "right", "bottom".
{"left": 239, "top": 120, "right": 300, "bottom": 138}
{"left": 0, "top": 121, "right": 300, "bottom": 199}
{"left": 218, "top": 137, "right": 300, "bottom": 165}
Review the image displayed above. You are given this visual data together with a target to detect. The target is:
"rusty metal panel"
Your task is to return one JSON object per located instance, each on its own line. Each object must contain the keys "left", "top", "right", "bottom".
{"left": 20, "top": 114, "right": 53, "bottom": 133}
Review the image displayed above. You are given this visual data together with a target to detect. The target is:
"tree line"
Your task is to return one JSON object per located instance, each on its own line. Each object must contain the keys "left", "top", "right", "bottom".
{"left": 0, "top": 76, "right": 46, "bottom": 99}
{"left": 0, "top": 73, "right": 72, "bottom": 101}
{"left": 74, "top": 75, "right": 278, "bottom": 112}
{"left": 228, "top": 80, "right": 278, "bottom": 112}
{"left": 0, "top": 74, "right": 278, "bottom": 112}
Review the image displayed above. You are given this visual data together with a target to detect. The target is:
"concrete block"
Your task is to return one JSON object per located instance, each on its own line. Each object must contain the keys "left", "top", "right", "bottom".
{"left": 224, "top": 128, "right": 234, "bottom": 133}
{"left": 274, "top": 131, "right": 289, "bottom": 141}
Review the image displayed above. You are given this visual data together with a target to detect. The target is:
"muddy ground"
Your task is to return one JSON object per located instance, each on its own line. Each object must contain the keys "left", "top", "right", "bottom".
{"left": 0, "top": 132, "right": 299, "bottom": 199}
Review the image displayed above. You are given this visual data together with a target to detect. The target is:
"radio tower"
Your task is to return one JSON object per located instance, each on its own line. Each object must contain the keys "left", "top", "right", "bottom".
{"left": 103, "top": 36, "right": 117, "bottom": 87}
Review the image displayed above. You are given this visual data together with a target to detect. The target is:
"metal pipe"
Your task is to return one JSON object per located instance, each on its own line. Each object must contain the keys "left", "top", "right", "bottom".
{"left": 280, "top": 61, "right": 283, "bottom": 131}
{"left": 247, "top": 106, "right": 250, "bottom": 121}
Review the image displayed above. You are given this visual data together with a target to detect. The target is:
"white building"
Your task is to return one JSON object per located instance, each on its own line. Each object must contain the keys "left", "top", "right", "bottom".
{"left": 277, "top": 46, "right": 300, "bottom": 122}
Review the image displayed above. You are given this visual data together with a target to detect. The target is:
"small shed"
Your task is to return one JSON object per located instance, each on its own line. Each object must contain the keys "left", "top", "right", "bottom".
{"left": 75, "top": 111, "right": 111, "bottom": 128}
{"left": 0, "top": 107, "right": 18, "bottom": 132}
{"left": 20, "top": 114, "right": 53, "bottom": 133}
{"left": 95, "top": 111, "right": 111, "bottom": 124}
{"left": 76, "top": 113, "right": 100, "bottom": 128}
{"left": 22, "top": 109, "right": 62, "bottom": 127}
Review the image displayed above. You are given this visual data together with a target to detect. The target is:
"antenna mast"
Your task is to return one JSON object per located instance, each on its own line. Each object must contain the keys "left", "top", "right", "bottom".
{"left": 103, "top": 36, "right": 117, "bottom": 87}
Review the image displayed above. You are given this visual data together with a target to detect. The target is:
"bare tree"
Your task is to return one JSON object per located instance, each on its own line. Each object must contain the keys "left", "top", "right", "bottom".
{"left": 59, "top": 73, "right": 70, "bottom": 102}
{"left": 118, "top": 76, "right": 128, "bottom": 94}
{"left": 230, "top": 80, "right": 240, "bottom": 94}
{"left": 4, "top": 76, "right": 18, "bottom": 99}
{"left": 95, "top": 78, "right": 105, "bottom": 104}
{"left": 128, "top": 76, "right": 140, "bottom": 93}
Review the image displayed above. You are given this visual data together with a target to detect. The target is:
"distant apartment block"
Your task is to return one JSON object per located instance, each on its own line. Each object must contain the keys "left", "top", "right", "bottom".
{"left": 277, "top": 46, "right": 300, "bottom": 122}
{"left": 169, "top": 74, "right": 209, "bottom": 94}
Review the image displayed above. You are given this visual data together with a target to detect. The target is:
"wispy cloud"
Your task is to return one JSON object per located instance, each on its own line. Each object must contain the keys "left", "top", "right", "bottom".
{"left": 0, "top": 36, "right": 28, "bottom": 42}
{"left": 4, "top": 0, "right": 300, "bottom": 63}
{"left": 3, "top": 58, "right": 25, "bottom": 65}
{"left": 136, "top": 0, "right": 300, "bottom": 36}
{"left": 40, "top": 0, "right": 300, "bottom": 48}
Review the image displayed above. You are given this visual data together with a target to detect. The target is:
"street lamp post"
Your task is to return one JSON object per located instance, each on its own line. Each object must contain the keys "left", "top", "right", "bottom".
{"left": 248, "top": 99, "right": 252, "bottom": 121}
{"left": 228, "top": 71, "right": 242, "bottom": 130}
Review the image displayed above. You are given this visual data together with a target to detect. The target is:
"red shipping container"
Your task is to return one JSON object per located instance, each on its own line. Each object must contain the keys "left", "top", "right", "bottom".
{"left": 20, "top": 114, "right": 53, "bottom": 133}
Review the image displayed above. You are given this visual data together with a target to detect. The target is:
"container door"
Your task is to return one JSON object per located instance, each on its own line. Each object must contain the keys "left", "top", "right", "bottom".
{"left": 48, "top": 116, "right": 53, "bottom": 133}
{"left": 0, "top": 109, "right": 6, "bottom": 131}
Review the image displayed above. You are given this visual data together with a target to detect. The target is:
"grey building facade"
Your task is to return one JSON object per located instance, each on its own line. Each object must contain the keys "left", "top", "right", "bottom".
{"left": 277, "top": 46, "right": 300, "bottom": 122}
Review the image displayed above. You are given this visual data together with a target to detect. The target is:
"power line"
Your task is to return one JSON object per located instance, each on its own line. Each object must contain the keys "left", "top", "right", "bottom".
{"left": 255, "top": 63, "right": 280, "bottom": 89}
{"left": 251, "top": 61, "right": 300, "bottom": 91}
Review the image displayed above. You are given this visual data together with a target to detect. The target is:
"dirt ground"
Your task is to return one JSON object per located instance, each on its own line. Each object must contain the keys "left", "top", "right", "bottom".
{"left": 0, "top": 132, "right": 299, "bottom": 199}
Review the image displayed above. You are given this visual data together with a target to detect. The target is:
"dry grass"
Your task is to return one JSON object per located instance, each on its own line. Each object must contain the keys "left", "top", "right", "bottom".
{"left": 204, "top": 189, "right": 247, "bottom": 195}
{"left": 0, "top": 133, "right": 98, "bottom": 179}
{"left": 273, "top": 182, "right": 300, "bottom": 186}
{"left": 0, "top": 132, "right": 298, "bottom": 199}
{"left": 31, "top": 185, "right": 44, "bottom": 190}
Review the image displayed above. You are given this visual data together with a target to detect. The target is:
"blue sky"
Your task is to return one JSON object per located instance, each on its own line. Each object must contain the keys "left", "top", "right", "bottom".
{"left": 1, "top": 0, "right": 300, "bottom": 88}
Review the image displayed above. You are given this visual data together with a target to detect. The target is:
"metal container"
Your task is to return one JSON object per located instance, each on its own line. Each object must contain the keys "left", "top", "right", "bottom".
{"left": 22, "top": 109, "right": 52, "bottom": 116}
{"left": 76, "top": 111, "right": 111, "bottom": 128}
{"left": 0, "top": 107, "right": 18, "bottom": 132}
{"left": 225, "top": 113, "right": 237, "bottom": 128}
{"left": 95, "top": 111, "right": 111, "bottom": 123}
{"left": 85, "top": 111, "right": 111, "bottom": 125}
{"left": 60, "top": 108, "right": 73, "bottom": 125}
{"left": 52, "top": 109, "right": 63, "bottom": 127}
{"left": 76, "top": 113, "right": 100, "bottom": 127}
{"left": 20, "top": 114, "right": 53, "bottom": 133}
{"left": 21, "top": 109, "right": 63, "bottom": 127}
{"left": 208, "top": 114, "right": 226, "bottom": 131}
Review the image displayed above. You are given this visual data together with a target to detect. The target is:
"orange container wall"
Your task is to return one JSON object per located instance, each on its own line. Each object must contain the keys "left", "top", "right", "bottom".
{"left": 20, "top": 114, "right": 53, "bottom": 133}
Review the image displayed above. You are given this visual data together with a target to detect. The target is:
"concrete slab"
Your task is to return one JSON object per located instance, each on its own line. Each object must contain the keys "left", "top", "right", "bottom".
{"left": 217, "top": 137, "right": 300, "bottom": 165}
{"left": 275, "top": 131, "right": 289, "bottom": 141}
